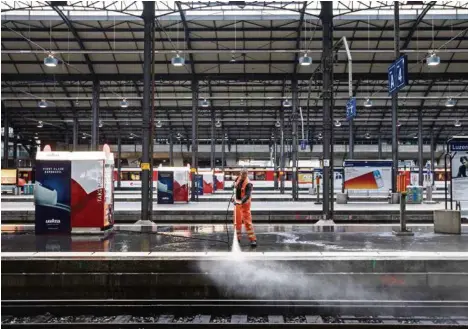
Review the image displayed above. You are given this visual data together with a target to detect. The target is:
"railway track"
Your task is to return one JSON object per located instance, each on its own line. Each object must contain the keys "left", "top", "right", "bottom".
{"left": 2, "top": 299, "right": 468, "bottom": 328}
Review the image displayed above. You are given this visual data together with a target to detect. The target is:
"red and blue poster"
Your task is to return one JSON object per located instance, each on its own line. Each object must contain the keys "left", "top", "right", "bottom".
{"left": 71, "top": 160, "right": 105, "bottom": 228}
{"left": 35, "top": 160, "right": 71, "bottom": 234}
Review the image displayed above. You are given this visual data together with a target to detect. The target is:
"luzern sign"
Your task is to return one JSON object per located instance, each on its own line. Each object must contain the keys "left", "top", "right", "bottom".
{"left": 388, "top": 55, "right": 409, "bottom": 94}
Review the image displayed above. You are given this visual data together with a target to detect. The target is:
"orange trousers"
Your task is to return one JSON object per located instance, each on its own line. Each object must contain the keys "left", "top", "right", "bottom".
{"left": 234, "top": 201, "right": 256, "bottom": 241}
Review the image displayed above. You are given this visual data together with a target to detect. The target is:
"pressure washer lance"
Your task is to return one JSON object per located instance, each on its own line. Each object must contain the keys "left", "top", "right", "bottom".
{"left": 224, "top": 188, "right": 236, "bottom": 250}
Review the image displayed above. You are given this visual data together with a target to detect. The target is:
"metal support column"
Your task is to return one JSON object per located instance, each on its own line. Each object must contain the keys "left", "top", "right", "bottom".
{"left": 391, "top": 1, "right": 400, "bottom": 193}
{"left": 418, "top": 108, "right": 424, "bottom": 186}
{"left": 2, "top": 104, "right": 9, "bottom": 168}
{"left": 349, "top": 120, "right": 354, "bottom": 159}
{"left": 280, "top": 109, "right": 285, "bottom": 194}
{"left": 140, "top": 1, "right": 154, "bottom": 222}
{"left": 117, "top": 135, "right": 122, "bottom": 189}
{"left": 73, "top": 116, "right": 78, "bottom": 151}
{"left": 91, "top": 80, "right": 100, "bottom": 151}
{"left": 221, "top": 129, "right": 225, "bottom": 171}
{"left": 378, "top": 137, "right": 383, "bottom": 159}
{"left": 191, "top": 80, "right": 199, "bottom": 201}
{"left": 431, "top": 132, "right": 435, "bottom": 185}
{"left": 273, "top": 133, "right": 278, "bottom": 190}
{"left": 169, "top": 129, "right": 174, "bottom": 166}
{"left": 210, "top": 107, "right": 215, "bottom": 169}
{"left": 321, "top": 1, "right": 333, "bottom": 219}
{"left": 291, "top": 78, "right": 299, "bottom": 200}
{"left": 13, "top": 138, "right": 18, "bottom": 167}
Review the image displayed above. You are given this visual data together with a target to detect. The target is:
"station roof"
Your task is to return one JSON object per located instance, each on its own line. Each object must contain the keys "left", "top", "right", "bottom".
{"left": 1, "top": 1, "right": 468, "bottom": 147}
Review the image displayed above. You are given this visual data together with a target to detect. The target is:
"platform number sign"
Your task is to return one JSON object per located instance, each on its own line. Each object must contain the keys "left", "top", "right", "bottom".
{"left": 300, "top": 140, "right": 307, "bottom": 150}
{"left": 388, "top": 55, "right": 409, "bottom": 95}
{"left": 346, "top": 97, "right": 356, "bottom": 121}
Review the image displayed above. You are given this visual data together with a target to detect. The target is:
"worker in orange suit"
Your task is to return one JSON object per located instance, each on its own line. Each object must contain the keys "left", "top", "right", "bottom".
{"left": 232, "top": 169, "right": 257, "bottom": 247}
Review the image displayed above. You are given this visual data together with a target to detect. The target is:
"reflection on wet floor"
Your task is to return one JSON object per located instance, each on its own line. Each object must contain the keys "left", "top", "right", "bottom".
{"left": 1, "top": 224, "right": 467, "bottom": 253}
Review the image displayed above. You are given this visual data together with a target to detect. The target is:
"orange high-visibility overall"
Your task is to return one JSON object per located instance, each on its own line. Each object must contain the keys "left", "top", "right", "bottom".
{"left": 233, "top": 177, "right": 256, "bottom": 242}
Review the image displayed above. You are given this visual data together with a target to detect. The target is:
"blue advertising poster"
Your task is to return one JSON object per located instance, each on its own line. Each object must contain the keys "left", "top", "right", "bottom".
{"left": 157, "top": 171, "right": 174, "bottom": 204}
{"left": 194, "top": 174, "right": 203, "bottom": 195}
{"left": 34, "top": 160, "right": 71, "bottom": 234}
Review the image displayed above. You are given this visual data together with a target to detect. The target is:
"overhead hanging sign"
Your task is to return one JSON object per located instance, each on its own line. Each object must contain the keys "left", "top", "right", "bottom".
{"left": 346, "top": 97, "right": 356, "bottom": 121}
{"left": 300, "top": 140, "right": 307, "bottom": 150}
{"left": 448, "top": 136, "right": 468, "bottom": 201}
{"left": 388, "top": 55, "right": 409, "bottom": 95}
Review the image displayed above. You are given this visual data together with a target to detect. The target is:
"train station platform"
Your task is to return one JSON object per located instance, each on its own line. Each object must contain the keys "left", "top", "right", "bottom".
{"left": 2, "top": 224, "right": 468, "bottom": 304}
{"left": 0, "top": 200, "right": 457, "bottom": 224}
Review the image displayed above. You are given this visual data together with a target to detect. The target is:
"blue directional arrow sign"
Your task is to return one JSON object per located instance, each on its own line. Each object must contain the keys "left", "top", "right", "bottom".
{"left": 346, "top": 97, "right": 356, "bottom": 121}
{"left": 388, "top": 55, "right": 408, "bottom": 95}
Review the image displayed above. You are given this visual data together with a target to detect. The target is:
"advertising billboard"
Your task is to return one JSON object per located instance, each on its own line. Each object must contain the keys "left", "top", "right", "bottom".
{"left": 1, "top": 169, "right": 17, "bottom": 185}
{"left": 449, "top": 137, "right": 468, "bottom": 201}
{"left": 157, "top": 171, "right": 174, "bottom": 204}
{"left": 35, "top": 160, "right": 71, "bottom": 234}
{"left": 71, "top": 160, "right": 105, "bottom": 228}
{"left": 344, "top": 160, "right": 392, "bottom": 191}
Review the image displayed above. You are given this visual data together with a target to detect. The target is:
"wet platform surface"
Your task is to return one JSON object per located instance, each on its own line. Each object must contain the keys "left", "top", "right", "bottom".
{"left": 2, "top": 224, "right": 467, "bottom": 253}
{"left": 0, "top": 200, "right": 450, "bottom": 212}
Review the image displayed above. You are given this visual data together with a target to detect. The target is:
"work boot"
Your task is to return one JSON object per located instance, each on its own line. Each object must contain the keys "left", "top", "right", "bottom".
{"left": 250, "top": 240, "right": 257, "bottom": 248}
{"left": 238, "top": 239, "right": 241, "bottom": 245}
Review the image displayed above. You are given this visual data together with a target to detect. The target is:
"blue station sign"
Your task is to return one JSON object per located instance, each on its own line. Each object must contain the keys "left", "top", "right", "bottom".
{"left": 346, "top": 97, "right": 356, "bottom": 121}
{"left": 388, "top": 55, "right": 409, "bottom": 95}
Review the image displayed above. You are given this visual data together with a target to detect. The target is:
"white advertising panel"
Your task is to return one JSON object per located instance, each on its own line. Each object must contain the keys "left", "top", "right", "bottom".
{"left": 344, "top": 160, "right": 392, "bottom": 193}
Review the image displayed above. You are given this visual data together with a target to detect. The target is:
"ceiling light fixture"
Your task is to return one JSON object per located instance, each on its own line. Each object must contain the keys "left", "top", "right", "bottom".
{"left": 171, "top": 53, "right": 185, "bottom": 67}
{"left": 454, "top": 119, "right": 462, "bottom": 127}
{"left": 38, "top": 99, "right": 48, "bottom": 108}
{"left": 317, "top": 132, "right": 323, "bottom": 140}
{"left": 200, "top": 98, "right": 210, "bottom": 107}
{"left": 426, "top": 52, "right": 440, "bottom": 66}
{"left": 176, "top": 133, "right": 182, "bottom": 140}
{"left": 98, "top": 120, "right": 103, "bottom": 128}
{"left": 120, "top": 98, "right": 129, "bottom": 108}
{"left": 397, "top": 120, "right": 402, "bottom": 127}
{"left": 129, "top": 133, "right": 134, "bottom": 139}
{"left": 363, "top": 98, "right": 373, "bottom": 108}
{"left": 156, "top": 121, "right": 163, "bottom": 128}
{"left": 34, "top": 135, "right": 39, "bottom": 140}
{"left": 37, "top": 121, "right": 44, "bottom": 128}
{"left": 215, "top": 120, "right": 222, "bottom": 128}
{"left": 44, "top": 53, "right": 58, "bottom": 67}
{"left": 365, "top": 132, "right": 371, "bottom": 139}
{"left": 282, "top": 99, "right": 292, "bottom": 107}
{"left": 275, "top": 120, "right": 281, "bottom": 128}
{"left": 82, "top": 134, "right": 87, "bottom": 139}
{"left": 230, "top": 54, "right": 236, "bottom": 62}
{"left": 299, "top": 53, "right": 312, "bottom": 66}
{"left": 445, "top": 98, "right": 456, "bottom": 107}
{"left": 334, "top": 119, "right": 342, "bottom": 127}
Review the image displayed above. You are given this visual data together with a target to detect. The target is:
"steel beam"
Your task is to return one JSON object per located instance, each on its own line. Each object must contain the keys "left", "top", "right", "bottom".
{"left": 91, "top": 80, "right": 100, "bottom": 150}
{"left": 191, "top": 80, "right": 199, "bottom": 201}
{"left": 4, "top": 72, "right": 466, "bottom": 82}
{"left": 141, "top": 1, "right": 154, "bottom": 222}
{"left": 175, "top": 1, "right": 196, "bottom": 75}
{"left": 49, "top": 3, "right": 96, "bottom": 78}
{"left": 401, "top": 1, "right": 436, "bottom": 50}
{"left": 321, "top": 1, "right": 333, "bottom": 220}
{"left": 391, "top": 1, "right": 400, "bottom": 193}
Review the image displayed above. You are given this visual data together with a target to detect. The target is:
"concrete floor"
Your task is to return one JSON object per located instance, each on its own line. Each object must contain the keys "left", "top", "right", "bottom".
{"left": 2, "top": 224, "right": 467, "bottom": 253}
